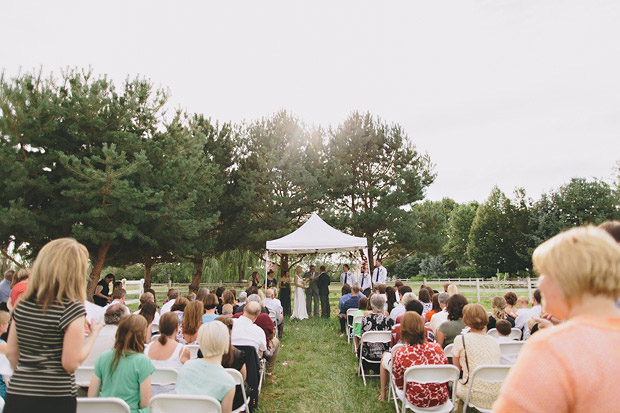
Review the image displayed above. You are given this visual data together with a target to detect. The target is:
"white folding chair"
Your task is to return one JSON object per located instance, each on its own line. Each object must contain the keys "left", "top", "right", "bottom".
{"left": 345, "top": 308, "right": 358, "bottom": 343}
{"left": 486, "top": 328, "right": 499, "bottom": 338}
{"left": 75, "top": 366, "right": 95, "bottom": 388}
{"left": 462, "top": 365, "right": 510, "bottom": 413}
{"left": 226, "top": 368, "right": 250, "bottom": 413}
{"left": 187, "top": 344, "right": 200, "bottom": 359}
{"left": 151, "top": 334, "right": 161, "bottom": 343}
{"left": 358, "top": 331, "right": 391, "bottom": 386}
{"left": 150, "top": 394, "right": 222, "bottom": 413}
{"left": 258, "top": 358, "right": 267, "bottom": 394}
{"left": 391, "top": 365, "right": 460, "bottom": 413}
{"left": 351, "top": 315, "right": 364, "bottom": 353}
{"left": 442, "top": 344, "right": 453, "bottom": 358}
{"left": 499, "top": 341, "right": 525, "bottom": 357}
{"left": 151, "top": 368, "right": 178, "bottom": 386}
{"left": 0, "top": 396, "right": 4, "bottom": 412}
{"left": 509, "top": 328, "right": 522, "bottom": 340}
{"left": 77, "top": 397, "right": 130, "bottom": 413}
{"left": 386, "top": 343, "right": 404, "bottom": 408}
{"left": 268, "top": 310, "right": 278, "bottom": 339}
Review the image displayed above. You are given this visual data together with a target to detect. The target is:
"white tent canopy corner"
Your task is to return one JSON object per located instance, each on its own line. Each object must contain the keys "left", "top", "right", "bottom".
{"left": 264, "top": 213, "right": 368, "bottom": 281}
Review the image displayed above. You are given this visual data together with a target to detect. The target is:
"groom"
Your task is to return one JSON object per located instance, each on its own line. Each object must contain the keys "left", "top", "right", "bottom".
{"left": 304, "top": 265, "right": 320, "bottom": 317}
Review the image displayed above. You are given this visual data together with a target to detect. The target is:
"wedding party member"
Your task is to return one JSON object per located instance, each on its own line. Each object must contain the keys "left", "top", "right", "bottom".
{"left": 453, "top": 304, "right": 501, "bottom": 410}
{"left": 278, "top": 271, "right": 291, "bottom": 316}
{"left": 6, "top": 238, "right": 103, "bottom": 412}
{"left": 494, "top": 226, "right": 620, "bottom": 412}
{"left": 340, "top": 264, "right": 355, "bottom": 287}
{"left": 318, "top": 266, "right": 331, "bottom": 318}
{"left": 372, "top": 259, "right": 387, "bottom": 286}
{"left": 304, "top": 265, "right": 320, "bottom": 317}
{"left": 359, "top": 263, "right": 372, "bottom": 297}
{"left": 176, "top": 321, "right": 236, "bottom": 413}
{"left": 93, "top": 273, "right": 114, "bottom": 307}
{"left": 248, "top": 271, "right": 261, "bottom": 289}
{"left": 89, "top": 315, "right": 155, "bottom": 412}
{"left": 291, "top": 267, "right": 309, "bottom": 320}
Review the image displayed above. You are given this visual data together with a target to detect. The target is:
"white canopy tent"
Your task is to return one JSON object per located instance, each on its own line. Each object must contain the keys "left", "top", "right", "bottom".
{"left": 264, "top": 213, "right": 368, "bottom": 282}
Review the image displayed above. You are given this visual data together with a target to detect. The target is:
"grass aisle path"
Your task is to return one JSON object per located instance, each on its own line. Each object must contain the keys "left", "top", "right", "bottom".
{"left": 257, "top": 315, "right": 392, "bottom": 413}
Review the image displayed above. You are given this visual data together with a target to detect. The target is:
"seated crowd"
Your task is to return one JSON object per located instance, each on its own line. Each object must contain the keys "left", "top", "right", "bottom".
{"left": 0, "top": 237, "right": 284, "bottom": 413}
{"left": 337, "top": 220, "right": 620, "bottom": 412}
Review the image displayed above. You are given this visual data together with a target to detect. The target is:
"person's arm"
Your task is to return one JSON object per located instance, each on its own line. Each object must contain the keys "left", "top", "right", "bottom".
{"left": 6, "top": 321, "right": 19, "bottom": 369}
{"left": 435, "top": 330, "right": 445, "bottom": 347}
{"left": 62, "top": 316, "right": 103, "bottom": 373}
{"left": 221, "top": 387, "right": 235, "bottom": 413}
{"left": 452, "top": 354, "right": 461, "bottom": 370}
{"left": 87, "top": 374, "right": 102, "bottom": 397}
{"left": 93, "top": 285, "right": 109, "bottom": 301}
{"left": 139, "top": 376, "right": 151, "bottom": 408}
{"left": 240, "top": 363, "right": 247, "bottom": 380}
{"left": 180, "top": 346, "right": 191, "bottom": 364}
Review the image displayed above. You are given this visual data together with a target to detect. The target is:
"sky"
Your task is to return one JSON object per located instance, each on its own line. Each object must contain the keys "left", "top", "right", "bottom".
{"left": 3, "top": 0, "right": 620, "bottom": 203}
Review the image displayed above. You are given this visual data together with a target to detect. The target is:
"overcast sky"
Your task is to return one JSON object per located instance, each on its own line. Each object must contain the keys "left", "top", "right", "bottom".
{"left": 3, "top": 0, "right": 619, "bottom": 203}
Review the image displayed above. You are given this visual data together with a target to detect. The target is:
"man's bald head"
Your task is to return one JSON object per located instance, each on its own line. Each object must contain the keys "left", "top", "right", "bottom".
{"left": 244, "top": 301, "right": 261, "bottom": 319}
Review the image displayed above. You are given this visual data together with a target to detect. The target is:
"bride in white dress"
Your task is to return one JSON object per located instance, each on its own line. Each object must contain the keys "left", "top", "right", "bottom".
{"left": 291, "top": 266, "right": 309, "bottom": 320}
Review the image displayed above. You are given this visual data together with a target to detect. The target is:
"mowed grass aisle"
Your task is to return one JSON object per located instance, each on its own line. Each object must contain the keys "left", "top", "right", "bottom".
{"left": 257, "top": 315, "right": 391, "bottom": 413}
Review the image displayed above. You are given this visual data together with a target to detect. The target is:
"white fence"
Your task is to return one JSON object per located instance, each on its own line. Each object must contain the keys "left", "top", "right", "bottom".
{"left": 121, "top": 278, "right": 144, "bottom": 305}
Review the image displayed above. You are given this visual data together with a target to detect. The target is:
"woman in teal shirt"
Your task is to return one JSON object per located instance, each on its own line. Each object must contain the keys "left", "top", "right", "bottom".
{"left": 89, "top": 315, "right": 155, "bottom": 413}
{"left": 176, "top": 321, "right": 235, "bottom": 412}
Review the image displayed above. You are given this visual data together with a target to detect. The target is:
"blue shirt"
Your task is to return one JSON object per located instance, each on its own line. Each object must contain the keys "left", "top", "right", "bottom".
{"left": 339, "top": 292, "right": 366, "bottom": 312}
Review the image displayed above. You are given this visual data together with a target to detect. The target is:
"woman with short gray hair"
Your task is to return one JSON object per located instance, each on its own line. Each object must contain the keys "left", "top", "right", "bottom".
{"left": 360, "top": 294, "right": 394, "bottom": 370}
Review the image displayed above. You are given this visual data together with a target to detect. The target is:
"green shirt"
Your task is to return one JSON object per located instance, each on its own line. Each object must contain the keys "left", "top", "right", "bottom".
{"left": 353, "top": 310, "right": 365, "bottom": 336}
{"left": 438, "top": 319, "right": 466, "bottom": 348}
{"left": 94, "top": 350, "right": 155, "bottom": 413}
{"left": 175, "top": 359, "right": 235, "bottom": 402}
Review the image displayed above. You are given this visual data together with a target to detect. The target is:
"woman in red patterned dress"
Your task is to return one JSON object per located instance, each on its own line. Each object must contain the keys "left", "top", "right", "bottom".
{"left": 391, "top": 311, "right": 450, "bottom": 408}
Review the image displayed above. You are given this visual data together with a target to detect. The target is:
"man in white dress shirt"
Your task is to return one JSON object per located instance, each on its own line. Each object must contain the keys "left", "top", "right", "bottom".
{"left": 231, "top": 301, "right": 267, "bottom": 352}
{"left": 372, "top": 259, "right": 387, "bottom": 286}
{"left": 159, "top": 289, "right": 179, "bottom": 315}
{"left": 83, "top": 303, "right": 125, "bottom": 366}
{"left": 359, "top": 263, "right": 372, "bottom": 296}
{"left": 340, "top": 264, "right": 356, "bottom": 287}
{"left": 103, "top": 288, "right": 130, "bottom": 315}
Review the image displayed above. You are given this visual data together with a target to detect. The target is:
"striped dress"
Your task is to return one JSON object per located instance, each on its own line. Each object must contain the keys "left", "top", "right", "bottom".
{"left": 7, "top": 299, "right": 85, "bottom": 397}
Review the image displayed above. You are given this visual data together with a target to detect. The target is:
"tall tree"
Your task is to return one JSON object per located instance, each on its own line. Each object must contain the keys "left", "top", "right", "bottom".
{"left": 443, "top": 202, "right": 479, "bottom": 272}
{"left": 322, "top": 112, "right": 435, "bottom": 269}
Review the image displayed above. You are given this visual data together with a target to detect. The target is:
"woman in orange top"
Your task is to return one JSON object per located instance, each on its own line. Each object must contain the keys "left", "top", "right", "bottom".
{"left": 493, "top": 226, "right": 620, "bottom": 413}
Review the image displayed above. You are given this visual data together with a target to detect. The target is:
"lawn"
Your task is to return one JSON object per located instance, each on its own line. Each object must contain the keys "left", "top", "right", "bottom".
{"left": 256, "top": 314, "right": 391, "bottom": 412}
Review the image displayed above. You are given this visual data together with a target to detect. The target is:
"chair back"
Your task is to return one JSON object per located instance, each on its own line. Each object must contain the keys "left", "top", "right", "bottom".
{"left": 234, "top": 345, "right": 260, "bottom": 410}
{"left": 443, "top": 343, "right": 454, "bottom": 358}
{"left": 346, "top": 308, "right": 358, "bottom": 318}
{"left": 471, "top": 365, "right": 511, "bottom": 382}
{"left": 151, "top": 368, "right": 178, "bottom": 386}
{"left": 226, "top": 368, "right": 250, "bottom": 413}
{"left": 150, "top": 394, "right": 222, "bottom": 413}
{"left": 360, "top": 330, "right": 391, "bottom": 344}
{"left": 187, "top": 344, "right": 200, "bottom": 359}
{"left": 499, "top": 341, "right": 525, "bottom": 356}
{"left": 509, "top": 328, "right": 522, "bottom": 340}
{"left": 404, "top": 364, "right": 460, "bottom": 385}
{"left": 77, "top": 397, "right": 130, "bottom": 413}
{"left": 75, "top": 366, "right": 94, "bottom": 388}
{"left": 486, "top": 328, "right": 499, "bottom": 338}
{"left": 352, "top": 315, "right": 364, "bottom": 334}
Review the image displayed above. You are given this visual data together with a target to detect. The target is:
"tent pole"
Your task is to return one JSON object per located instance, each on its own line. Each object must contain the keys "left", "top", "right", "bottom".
{"left": 264, "top": 250, "right": 269, "bottom": 288}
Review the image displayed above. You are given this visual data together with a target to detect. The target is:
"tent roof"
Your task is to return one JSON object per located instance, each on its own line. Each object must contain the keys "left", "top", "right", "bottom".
{"left": 265, "top": 213, "right": 367, "bottom": 254}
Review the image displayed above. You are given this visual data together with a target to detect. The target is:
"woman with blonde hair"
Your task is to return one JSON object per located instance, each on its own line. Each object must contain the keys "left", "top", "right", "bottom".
{"left": 487, "top": 296, "right": 515, "bottom": 330}
{"left": 494, "top": 226, "right": 620, "bottom": 412}
{"left": 446, "top": 283, "right": 458, "bottom": 296}
{"left": 5, "top": 238, "right": 103, "bottom": 412}
{"left": 88, "top": 315, "right": 154, "bottom": 412}
{"left": 177, "top": 300, "right": 203, "bottom": 345}
{"left": 176, "top": 321, "right": 236, "bottom": 413}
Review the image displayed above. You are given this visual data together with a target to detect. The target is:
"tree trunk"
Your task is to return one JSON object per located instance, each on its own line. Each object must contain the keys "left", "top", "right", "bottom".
{"left": 190, "top": 254, "right": 203, "bottom": 293}
{"left": 280, "top": 254, "right": 289, "bottom": 276}
{"left": 87, "top": 241, "right": 111, "bottom": 301}
{"left": 143, "top": 254, "right": 153, "bottom": 290}
{"left": 368, "top": 239, "right": 375, "bottom": 274}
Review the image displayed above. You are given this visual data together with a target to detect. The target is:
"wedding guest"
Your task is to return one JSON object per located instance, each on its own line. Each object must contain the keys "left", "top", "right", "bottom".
{"left": 503, "top": 292, "right": 518, "bottom": 319}
{"left": 145, "top": 312, "right": 190, "bottom": 395}
{"left": 360, "top": 294, "right": 394, "bottom": 371}
{"left": 171, "top": 296, "right": 189, "bottom": 323}
{"left": 215, "top": 316, "right": 248, "bottom": 411}
{"left": 178, "top": 300, "right": 203, "bottom": 345}
{"left": 487, "top": 296, "right": 515, "bottom": 330}
{"left": 390, "top": 292, "right": 416, "bottom": 321}
{"left": 202, "top": 294, "right": 218, "bottom": 323}
{"left": 222, "top": 290, "right": 238, "bottom": 314}
{"left": 494, "top": 320, "right": 518, "bottom": 365}
{"left": 88, "top": 315, "right": 154, "bottom": 412}
{"left": 186, "top": 292, "right": 196, "bottom": 302}
{"left": 5, "top": 238, "right": 102, "bottom": 412}
{"left": 386, "top": 286, "right": 397, "bottom": 314}
{"left": 264, "top": 288, "right": 284, "bottom": 336}
{"left": 0, "top": 310, "right": 10, "bottom": 398}
{"left": 104, "top": 288, "right": 131, "bottom": 316}
{"left": 339, "top": 286, "right": 362, "bottom": 333}
{"left": 176, "top": 321, "right": 236, "bottom": 413}
{"left": 352, "top": 297, "right": 369, "bottom": 349}
{"left": 426, "top": 293, "right": 441, "bottom": 322}
{"left": 384, "top": 312, "right": 450, "bottom": 406}
{"left": 429, "top": 293, "right": 450, "bottom": 333}
{"left": 418, "top": 288, "right": 432, "bottom": 318}
{"left": 435, "top": 294, "right": 468, "bottom": 348}
{"left": 160, "top": 289, "right": 179, "bottom": 315}
{"left": 196, "top": 288, "right": 210, "bottom": 307}
{"left": 84, "top": 303, "right": 125, "bottom": 367}
{"left": 93, "top": 273, "right": 114, "bottom": 307}
{"left": 7, "top": 268, "right": 30, "bottom": 312}
{"left": 447, "top": 283, "right": 458, "bottom": 296}
{"left": 221, "top": 304, "right": 234, "bottom": 315}
{"left": 0, "top": 270, "right": 13, "bottom": 305}
{"left": 278, "top": 271, "right": 291, "bottom": 316}
{"left": 453, "top": 304, "right": 501, "bottom": 410}
{"left": 494, "top": 226, "right": 620, "bottom": 412}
